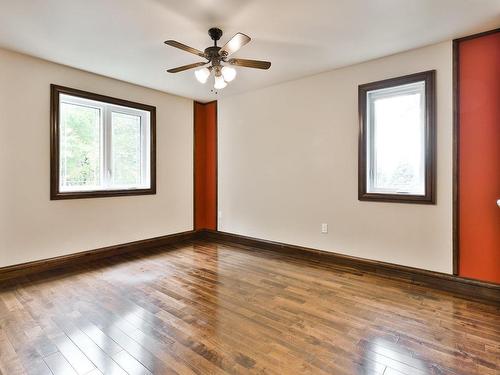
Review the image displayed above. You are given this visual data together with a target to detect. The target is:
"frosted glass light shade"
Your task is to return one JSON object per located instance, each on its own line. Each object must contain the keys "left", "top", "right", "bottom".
{"left": 194, "top": 67, "right": 210, "bottom": 83}
{"left": 214, "top": 75, "right": 227, "bottom": 89}
{"left": 221, "top": 66, "right": 237, "bottom": 82}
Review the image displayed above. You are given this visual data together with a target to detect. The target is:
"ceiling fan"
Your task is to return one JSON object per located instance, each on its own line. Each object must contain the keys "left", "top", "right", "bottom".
{"left": 164, "top": 28, "right": 271, "bottom": 90}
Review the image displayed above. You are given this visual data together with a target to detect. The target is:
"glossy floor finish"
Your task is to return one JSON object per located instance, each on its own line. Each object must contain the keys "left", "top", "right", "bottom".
{"left": 0, "top": 240, "right": 499, "bottom": 375}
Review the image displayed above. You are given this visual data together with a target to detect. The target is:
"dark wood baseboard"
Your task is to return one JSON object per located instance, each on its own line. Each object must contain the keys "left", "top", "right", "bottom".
{"left": 198, "top": 229, "right": 500, "bottom": 304}
{"left": 3, "top": 229, "right": 498, "bottom": 304}
{"left": 0, "top": 230, "right": 197, "bottom": 282}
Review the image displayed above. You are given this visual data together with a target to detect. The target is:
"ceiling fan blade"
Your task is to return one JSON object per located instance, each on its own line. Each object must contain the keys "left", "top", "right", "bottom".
{"left": 227, "top": 58, "right": 271, "bottom": 70}
{"left": 219, "top": 33, "right": 251, "bottom": 56}
{"left": 164, "top": 40, "right": 206, "bottom": 58}
{"left": 167, "top": 62, "right": 207, "bottom": 73}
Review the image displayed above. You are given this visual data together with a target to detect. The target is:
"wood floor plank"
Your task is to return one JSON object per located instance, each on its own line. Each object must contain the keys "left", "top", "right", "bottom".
{"left": 0, "top": 299, "right": 52, "bottom": 375}
{"left": 73, "top": 320, "right": 122, "bottom": 358}
{"left": 51, "top": 334, "right": 96, "bottom": 375}
{"left": 0, "top": 240, "right": 498, "bottom": 375}
{"left": 0, "top": 326, "right": 25, "bottom": 375}
{"left": 49, "top": 317, "right": 127, "bottom": 375}
{"left": 112, "top": 350, "right": 152, "bottom": 375}
{"left": 43, "top": 352, "right": 78, "bottom": 375}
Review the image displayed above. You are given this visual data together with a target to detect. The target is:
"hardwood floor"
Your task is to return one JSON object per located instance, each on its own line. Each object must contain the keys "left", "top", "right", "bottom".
{"left": 0, "top": 240, "right": 498, "bottom": 375}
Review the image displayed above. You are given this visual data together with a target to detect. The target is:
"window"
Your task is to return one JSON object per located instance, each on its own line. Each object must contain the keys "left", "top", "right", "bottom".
{"left": 50, "top": 85, "right": 156, "bottom": 199}
{"left": 358, "top": 71, "right": 436, "bottom": 204}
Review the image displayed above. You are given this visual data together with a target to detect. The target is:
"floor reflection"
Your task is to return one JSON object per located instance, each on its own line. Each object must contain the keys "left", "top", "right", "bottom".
{"left": 358, "top": 337, "right": 431, "bottom": 374}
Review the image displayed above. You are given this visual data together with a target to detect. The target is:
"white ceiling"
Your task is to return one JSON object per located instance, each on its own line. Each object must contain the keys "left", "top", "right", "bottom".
{"left": 0, "top": 0, "right": 499, "bottom": 102}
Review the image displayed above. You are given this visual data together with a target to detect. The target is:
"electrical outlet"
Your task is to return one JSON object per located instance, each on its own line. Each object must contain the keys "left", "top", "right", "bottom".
{"left": 321, "top": 223, "right": 328, "bottom": 234}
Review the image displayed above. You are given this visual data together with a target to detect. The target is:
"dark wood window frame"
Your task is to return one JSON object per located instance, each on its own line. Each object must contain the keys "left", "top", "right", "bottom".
{"left": 358, "top": 70, "right": 436, "bottom": 204}
{"left": 50, "top": 84, "right": 156, "bottom": 200}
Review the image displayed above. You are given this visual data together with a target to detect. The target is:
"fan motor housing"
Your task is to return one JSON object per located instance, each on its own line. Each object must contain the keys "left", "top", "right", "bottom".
{"left": 204, "top": 46, "right": 222, "bottom": 62}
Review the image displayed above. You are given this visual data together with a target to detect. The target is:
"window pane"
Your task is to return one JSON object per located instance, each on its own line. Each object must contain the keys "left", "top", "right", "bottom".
{"left": 367, "top": 82, "right": 425, "bottom": 195}
{"left": 60, "top": 102, "right": 101, "bottom": 190}
{"left": 111, "top": 112, "right": 142, "bottom": 187}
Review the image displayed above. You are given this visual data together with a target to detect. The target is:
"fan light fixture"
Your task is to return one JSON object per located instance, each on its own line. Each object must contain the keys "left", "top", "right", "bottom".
{"left": 194, "top": 67, "right": 210, "bottom": 84}
{"left": 221, "top": 66, "right": 237, "bottom": 82}
{"left": 194, "top": 66, "right": 236, "bottom": 88}
{"left": 214, "top": 75, "right": 227, "bottom": 89}
{"left": 165, "top": 28, "right": 271, "bottom": 91}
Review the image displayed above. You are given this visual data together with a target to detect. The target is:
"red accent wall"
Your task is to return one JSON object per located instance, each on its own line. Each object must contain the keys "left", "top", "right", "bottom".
{"left": 458, "top": 31, "right": 500, "bottom": 283}
{"left": 194, "top": 101, "right": 217, "bottom": 230}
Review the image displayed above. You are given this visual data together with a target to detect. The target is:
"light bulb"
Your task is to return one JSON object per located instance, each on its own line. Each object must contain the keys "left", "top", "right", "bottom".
{"left": 221, "top": 66, "right": 237, "bottom": 82}
{"left": 214, "top": 75, "right": 227, "bottom": 89}
{"left": 194, "top": 67, "right": 210, "bottom": 84}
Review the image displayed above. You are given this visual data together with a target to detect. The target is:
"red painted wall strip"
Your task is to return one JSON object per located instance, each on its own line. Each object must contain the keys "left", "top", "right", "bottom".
{"left": 458, "top": 31, "right": 500, "bottom": 283}
{"left": 194, "top": 101, "right": 217, "bottom": 230}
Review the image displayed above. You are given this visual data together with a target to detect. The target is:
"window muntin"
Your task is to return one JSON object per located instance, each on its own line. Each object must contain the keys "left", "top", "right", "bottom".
{"left": 358, "top": 71, "right": 435, "bottom": 204}
{"left": 51, "top": 85, "right": 155, "bottom": 199}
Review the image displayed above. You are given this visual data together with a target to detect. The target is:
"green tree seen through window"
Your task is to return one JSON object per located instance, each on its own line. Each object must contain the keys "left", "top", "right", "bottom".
{"left": 60, "top": 103, "right": 101, "bottom": 188}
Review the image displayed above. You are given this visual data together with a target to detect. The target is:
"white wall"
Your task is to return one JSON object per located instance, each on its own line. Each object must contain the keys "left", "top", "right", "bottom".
{"left": 218, "top": 42, "right": 453, "bottom": 273}
{"left": 0, "top": 48, "right": 193, "bottom": 267}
